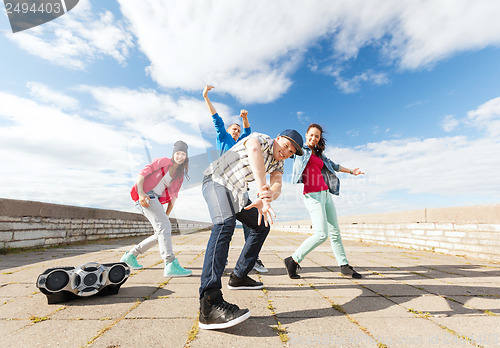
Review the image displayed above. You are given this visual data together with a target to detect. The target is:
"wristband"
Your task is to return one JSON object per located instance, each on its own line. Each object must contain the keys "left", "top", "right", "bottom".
{"left": 350, "top": 170, "right": 353, "bottom": 174}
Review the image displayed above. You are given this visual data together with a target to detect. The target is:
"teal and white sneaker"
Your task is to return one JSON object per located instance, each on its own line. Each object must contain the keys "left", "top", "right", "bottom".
{"left": 120, "top": 252, "right": 143, "bottom": 270}
{"left": 164, "top": 258, "right": 192, "bottom": 277}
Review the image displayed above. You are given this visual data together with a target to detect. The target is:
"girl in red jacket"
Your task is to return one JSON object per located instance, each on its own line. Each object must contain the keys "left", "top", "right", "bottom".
{"left": 121, "top": 140, "right": 192, "bottom": 277}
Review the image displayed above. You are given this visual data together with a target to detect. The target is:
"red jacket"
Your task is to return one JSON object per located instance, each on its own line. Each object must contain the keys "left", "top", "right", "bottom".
{"left": 130, "top": 157, "right": 184, "bottom": 205}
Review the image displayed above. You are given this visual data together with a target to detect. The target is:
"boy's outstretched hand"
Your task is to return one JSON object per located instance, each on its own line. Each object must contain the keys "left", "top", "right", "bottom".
{"left": 245, "top": 198, "right": 276, "bottom": 227}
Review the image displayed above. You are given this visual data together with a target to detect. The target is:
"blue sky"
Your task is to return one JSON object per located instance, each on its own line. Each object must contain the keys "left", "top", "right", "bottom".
{"left": 0, "top": 0, "right": 499, "bottom": 222}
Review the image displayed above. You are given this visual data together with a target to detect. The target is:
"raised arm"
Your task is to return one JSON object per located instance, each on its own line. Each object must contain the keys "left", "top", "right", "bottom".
{"left": 238, "top": 109, "right": 252, "bottom": 140}
{"left": 240, "top": 109, "right": 250, "bottom": 129}
{"left": 203, "top": 85, "right": 216, "bottom": 115}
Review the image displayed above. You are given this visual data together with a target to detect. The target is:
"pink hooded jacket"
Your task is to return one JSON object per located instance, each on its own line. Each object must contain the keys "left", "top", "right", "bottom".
{"left": 130, "top": 157, "right": 184, "bottom": 205}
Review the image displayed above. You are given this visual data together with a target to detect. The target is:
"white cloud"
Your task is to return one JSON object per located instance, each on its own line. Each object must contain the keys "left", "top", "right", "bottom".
{"left": 325, "top": 67, "right": 390, "bottom": 94}
{"left": 0, "top": 86, "right": 215, "bottom": 213}
{"left": 6, "top": 1, "right": 499, "bottom": 100}
{"left": 117, "top": 0, "right": 500, "bottom": 102}
{"left": 0, "top": 91, "right": 141, "bottom": 210}
{"left": 6, "top": 0, "right": 133, "bottom": 69}
{"left": 388, "top": 0, "right": 500, "bottom": 69}
{"left": 80, "top": 85, "right": 222, "bottom": 149}
{"left": 171, "top": 186, "right": 210, "bottom": 222}
{"left": 441, "top": 114, "right": 459, "bottom": 132}
{"left": 406, "top": 100, "right": 429, "bottom": 108}
{"left": 467, "top": 97, "right": 500, "bottom": 136}
{"left": 3, "top": 90, "right": 498, "bottom": 221}
{"left": 4, "top": 0, "right": 499, "bottom": 102}
{"left": 118, "top": 0, "right": 333, "bottom": 103}
{"left": 27, "top": 81, "right": 79, "bottom": 110}
{"left": 297, "top": 111, "right": 310, "bottom": 124}
{"left": 346, "top": 129, "right": 360, "bottom": 137}
{"left": 143, "top": 96, "right": 500, "bottom": 221}
{"left": 324, "top": 97, "right": 500, "bottom": 215}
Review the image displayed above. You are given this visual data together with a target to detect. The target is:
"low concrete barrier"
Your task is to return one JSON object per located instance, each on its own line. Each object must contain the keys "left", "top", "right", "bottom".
{"left": 0, "top": 198, "right": 211, "bottom": 250}
{"left": 274, "top": 204, "right": 500, "bottom": 263}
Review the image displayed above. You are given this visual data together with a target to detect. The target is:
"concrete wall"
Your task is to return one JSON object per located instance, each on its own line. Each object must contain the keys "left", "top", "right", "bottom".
{"left": 273, "top": 204, "right": 500, "bottom": 263}
{"left": 0, "top": 198, "right": 211, "bottom": 250}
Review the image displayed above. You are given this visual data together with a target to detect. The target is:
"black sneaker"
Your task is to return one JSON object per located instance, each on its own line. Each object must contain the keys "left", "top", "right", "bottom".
{"left": 199, "top": 289, "right": 250, "bottom": 330}
{"left": 284, "top": 256, "right": 301, "bottom": 279}
{"left": 340, "top": 264, "right": 362, "bottom": 279}
{"left": 227, "top": 273, "right": 264, "bottom": 290}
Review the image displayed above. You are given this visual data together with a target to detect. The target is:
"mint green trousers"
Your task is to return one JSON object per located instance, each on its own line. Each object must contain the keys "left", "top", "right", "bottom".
{"left": 292, "top": 190, "right": 348, "bottom": 266}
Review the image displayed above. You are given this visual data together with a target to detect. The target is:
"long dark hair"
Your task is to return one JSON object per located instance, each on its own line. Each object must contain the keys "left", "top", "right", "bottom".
{"left": 171, "top": 152, "right": 190, "bottom": 181}
{"left": 307, "top": 123, "right": 326, "bottom": 157}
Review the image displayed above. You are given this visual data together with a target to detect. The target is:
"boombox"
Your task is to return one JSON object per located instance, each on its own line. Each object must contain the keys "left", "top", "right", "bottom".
{"left": 36, "top": 262, "right": 131, "bottom": 304}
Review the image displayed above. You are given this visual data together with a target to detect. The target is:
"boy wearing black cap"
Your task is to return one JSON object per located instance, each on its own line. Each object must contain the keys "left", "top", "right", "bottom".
{"left": 199, "top": 130, "right": 303, "bottom": 329}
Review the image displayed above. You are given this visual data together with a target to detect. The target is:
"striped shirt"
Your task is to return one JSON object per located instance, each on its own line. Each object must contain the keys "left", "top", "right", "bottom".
{"left": 204, "top": 132, "right": 284, "bottom": 211}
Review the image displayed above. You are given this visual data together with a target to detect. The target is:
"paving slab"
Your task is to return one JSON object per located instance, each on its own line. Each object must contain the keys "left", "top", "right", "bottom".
{"left": 3, "top": 319, "right": 109, "bottom": 348}
{"left": 285, "top": 316, "right": 378, "bottom": 348}
{"left": 354, "top": 316, "right": 470, "bottom": 347}
{"left": 451, "top": 296, "right": 500, "bottom": 314}
{"left": 124, "top": 297, "right": 199, "bottom": 319}
{"left": 433, "top": 315, "right": 500, "bottom": 348}
{"left": 0, "top": 282, "right": 37, "bottom": 297}
{"left": 50, "top": 296, "right": 138, "bottom": 320}
{"left": 390, "top": 294, "right": 461, "bottom": 314}
{"left": 0, "top": 230, "right": 498, "bottom": 347}
{"left": 111, "top": 283, "right": 173, "bottom": 299}
{"left": 0, "top": 294, "right": 65, "bottom": 319}
{"left": 191, "top": 317, "right": 282, "bottom": 348}
{"left": 91, "top": 318, "right": 195, "bottom": 348}
{"left": 1, "top": 319, "right": 32, "bottom": 337}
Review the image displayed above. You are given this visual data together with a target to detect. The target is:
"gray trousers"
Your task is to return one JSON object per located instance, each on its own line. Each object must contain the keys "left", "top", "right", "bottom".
{"left": 130, "top": 195, "right": 175, "bottom": 263}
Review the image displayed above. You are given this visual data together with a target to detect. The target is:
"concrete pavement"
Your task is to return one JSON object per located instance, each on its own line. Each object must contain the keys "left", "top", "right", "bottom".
{"left": 1, "top": 230, "right": 499, "bottom": 347}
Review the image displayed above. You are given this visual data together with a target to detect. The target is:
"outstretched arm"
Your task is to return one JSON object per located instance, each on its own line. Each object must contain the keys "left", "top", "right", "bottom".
{"left": 203, "top": 85, "right": 216, "bottom": 115}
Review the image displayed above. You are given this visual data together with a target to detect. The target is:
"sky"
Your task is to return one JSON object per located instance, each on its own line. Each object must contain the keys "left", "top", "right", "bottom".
{"left": 0, "top": 0, "right": 499, "bottom": 223}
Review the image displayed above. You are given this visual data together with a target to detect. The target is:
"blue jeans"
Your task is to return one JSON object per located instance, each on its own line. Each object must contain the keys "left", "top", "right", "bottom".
{"left": 241, "top": 191, "right": 254, "bottom": 251}
{"left": 199, "top": 175, "right": 270, "bottom": 298}
{"left": 292, "top": 190, "right": 348, "bottom": 266}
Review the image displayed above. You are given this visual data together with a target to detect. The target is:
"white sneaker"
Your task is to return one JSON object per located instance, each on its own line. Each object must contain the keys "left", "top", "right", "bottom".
{"left": 252, "top": 258, "right": 268, "bottom": 273}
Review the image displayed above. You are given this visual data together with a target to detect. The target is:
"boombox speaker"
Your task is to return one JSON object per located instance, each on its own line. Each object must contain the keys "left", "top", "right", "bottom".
{"left": 36, "top": 262, "right": 131, "bottom": 304}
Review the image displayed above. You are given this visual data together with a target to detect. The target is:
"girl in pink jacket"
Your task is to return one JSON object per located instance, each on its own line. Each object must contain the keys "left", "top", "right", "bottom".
{"left": 121, "top": 140, "right": 192, "bottom": 277}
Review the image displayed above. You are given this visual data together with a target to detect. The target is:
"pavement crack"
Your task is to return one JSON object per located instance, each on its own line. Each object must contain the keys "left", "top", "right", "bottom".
{"left": 257, "top": 272, "right": 290, "bottom": 347}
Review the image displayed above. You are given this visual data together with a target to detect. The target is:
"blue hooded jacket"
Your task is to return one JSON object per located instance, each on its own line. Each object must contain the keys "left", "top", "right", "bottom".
{"left": 291, "top": 146, "right": 341, "bottom": 195}
{"left": 212, "top": 112, "right": 251, "bottom": 156}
